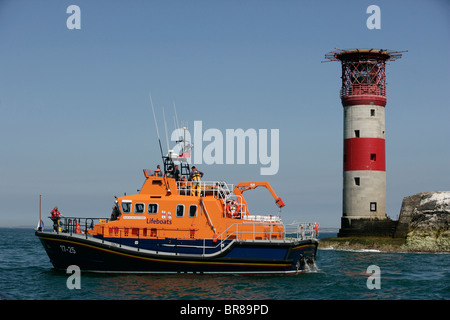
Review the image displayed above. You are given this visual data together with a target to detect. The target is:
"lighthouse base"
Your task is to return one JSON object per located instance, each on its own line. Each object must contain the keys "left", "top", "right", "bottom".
{"left": 338, "top": 217, "right": 398, "bottom": 237}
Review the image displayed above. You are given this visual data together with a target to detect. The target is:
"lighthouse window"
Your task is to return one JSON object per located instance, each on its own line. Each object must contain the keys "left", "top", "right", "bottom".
{"left": 370, "top": 202, "right": 377, "bottom": 212}
{"left": 148, "top": 203, "right": 158, "bottom": 214}
{"left": 121, "top": 201, "right": 131, "bottom": 214}
{"left": 354, "top": 130, "right": 360, "bottom": 138}
{"left": 371, "top": 109, "right": 375, "bottom": 116}
{"left": 354, "top": 177, "right": 360, "bottom": 186}
{"left": 176, "top": 204, "right": 185, "bottom": 218}
{"left": 189, "top": 205, "right": 197, "bottom": 218}
{"left": 370, "top": 153, "right": 376, "bottom": 161}
{"left": 135, "top": 203, "right": 145, "bottom": 214}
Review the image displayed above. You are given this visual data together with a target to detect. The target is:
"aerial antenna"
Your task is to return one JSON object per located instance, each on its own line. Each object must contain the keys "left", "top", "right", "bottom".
{"left": 149, "top": 92, "right": 164, "bottom": 158}
{"left": 162, "top": 106, "right": 170, "bottom": 154}
{"left": 173, "top": 101, "right": 180, "bottom": 130}
{"left": 173, "top": 116, "right": 177, "bottom": 136}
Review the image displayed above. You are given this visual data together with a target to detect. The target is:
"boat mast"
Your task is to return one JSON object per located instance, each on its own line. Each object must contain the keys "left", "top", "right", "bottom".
{"left": 181, "top": 126, "right": 191, "bottom": 178}
{"left": 37, "top": 194, "right": 42, "bottom": 231}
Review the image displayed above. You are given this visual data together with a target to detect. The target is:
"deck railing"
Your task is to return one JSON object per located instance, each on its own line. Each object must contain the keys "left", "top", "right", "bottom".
{"left": 46, "top": 216, "right": 317, "bottom": 255}
{"left": 49, "top": 216, "right": 317, "bottom": 241}
{"left": 50, "top": 216, "right": 107, "bottom": 235}
{"left": 176, "top": 180, "right": 234, "bottom": 199}
{"left": 215, "top": 221, "right": 317, "bottom": 243}
{"left": 177, "top": 180, "right": 247, "bottom": 216}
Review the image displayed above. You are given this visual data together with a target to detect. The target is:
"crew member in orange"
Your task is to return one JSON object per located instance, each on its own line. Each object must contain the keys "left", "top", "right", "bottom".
{"left": 189, "top": 166, "right": 204, "bottom": 196}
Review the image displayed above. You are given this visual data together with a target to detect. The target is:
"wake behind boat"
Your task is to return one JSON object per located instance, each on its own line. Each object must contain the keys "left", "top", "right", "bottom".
{"left": 36, "top": 123, "right": 319, "bottom": 274}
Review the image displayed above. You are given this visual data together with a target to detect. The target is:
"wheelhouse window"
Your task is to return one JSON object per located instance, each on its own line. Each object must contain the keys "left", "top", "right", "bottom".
{"left": 148, "top": 203, "right": 158, "bottom": 214}
{"left": 121, "top": 201, "right": 131, "bottom": 213}
{"left": 135, "top": 203, "right": 145, "bottom": 214}
{"left": 176, "top": 205, "right": 184, "bottom": 218}
{"left": 189, "top": 205, "right": 197, "bottom": 218}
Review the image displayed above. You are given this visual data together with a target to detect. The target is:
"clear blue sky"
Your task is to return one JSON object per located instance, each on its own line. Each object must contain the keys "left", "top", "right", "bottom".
{"left": 1, "top": 0, "right": 449, "bottom": 227}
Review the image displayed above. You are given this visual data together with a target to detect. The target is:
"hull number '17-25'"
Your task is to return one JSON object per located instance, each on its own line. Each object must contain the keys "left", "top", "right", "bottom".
{"left": 60, "top": 245, "right": 76, "bottom": 254}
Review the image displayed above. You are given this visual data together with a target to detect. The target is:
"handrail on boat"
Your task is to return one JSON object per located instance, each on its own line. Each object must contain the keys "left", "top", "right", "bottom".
{"left": 176, "top": 180, "right": 233, "bottom": 200}
{"left": 49, "top": 216, "right": 107, "bottom": 235}
{"left": 44, "top": 216, "right": 317, "bottom": 256}
{"left": 215, "top": 221, "right": 317, "bottom": 244}
{"left": 176, "top": 180, "right": 248, "bottom": 217}
{"left": 47, "top": 216, "right": 317, "bottom": 241}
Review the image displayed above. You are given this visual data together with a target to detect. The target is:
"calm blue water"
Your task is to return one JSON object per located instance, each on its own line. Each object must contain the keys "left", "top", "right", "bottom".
{"left": 0, "top": 228, "right": 449, "bottom": 300}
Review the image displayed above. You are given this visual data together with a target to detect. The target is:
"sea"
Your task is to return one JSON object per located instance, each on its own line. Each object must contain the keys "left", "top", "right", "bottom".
{"left": 0, "top": 228, "right": 448, "bottom": 305}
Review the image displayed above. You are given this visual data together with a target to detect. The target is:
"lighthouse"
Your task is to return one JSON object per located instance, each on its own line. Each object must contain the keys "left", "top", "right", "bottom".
{"left": 325, "top": 49, "right": 405, "bottom": 236}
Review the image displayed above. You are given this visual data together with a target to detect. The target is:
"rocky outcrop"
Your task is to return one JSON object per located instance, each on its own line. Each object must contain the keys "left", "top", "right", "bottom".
{"left": 396, "top": 191, "right": 450, "bottom": 252}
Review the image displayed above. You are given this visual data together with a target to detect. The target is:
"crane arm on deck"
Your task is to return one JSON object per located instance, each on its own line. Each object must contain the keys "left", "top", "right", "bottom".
{"left": 234, "top": 182, "right": 285, "bottom": 208}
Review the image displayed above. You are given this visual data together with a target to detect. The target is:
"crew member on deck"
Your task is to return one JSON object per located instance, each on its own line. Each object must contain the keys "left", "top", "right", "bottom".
{"left": 154, "top": 165, "right": 163, "bottom": 177}
{"left": 50, "top": 206, "right": 65, "bottom": 232}
{"left": 189, "top": 166, "right": 204, "bottom": 196}
{"left": 172, "top": 165, "right": 181, "bottom": 182}
{"left": 110, "top": 205, "right": 121, "bottom": 221}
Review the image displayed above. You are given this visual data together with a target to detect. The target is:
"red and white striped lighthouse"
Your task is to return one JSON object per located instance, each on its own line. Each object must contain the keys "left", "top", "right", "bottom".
{"left": 325, "top": 49, "right": 404, "bottom": 236}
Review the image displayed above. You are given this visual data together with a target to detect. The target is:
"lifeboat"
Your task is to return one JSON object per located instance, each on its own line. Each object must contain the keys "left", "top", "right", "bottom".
{"left": 35, "top": 129, "right": 318, "bottom": 274}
